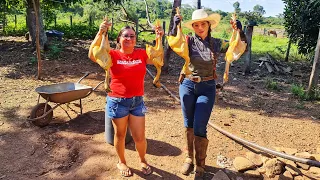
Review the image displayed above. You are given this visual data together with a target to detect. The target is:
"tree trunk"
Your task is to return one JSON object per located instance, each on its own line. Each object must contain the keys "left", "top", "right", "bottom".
{"left": 307, "top": 28, "right": 320, "bottom": 96}
{"left": 244, "top": 26, "right": 254, "bottom": 75}
{"left": 26, "top": 0, "right": 47, "bottom": 48}
{"left": 285, "top": 39, "right": 291, "bottom": 62}
{"left": 163, "top": 0, "right": 181, "bottom": 73}
{"left": 31, "top": 0, "right": 42, "bottom": 79}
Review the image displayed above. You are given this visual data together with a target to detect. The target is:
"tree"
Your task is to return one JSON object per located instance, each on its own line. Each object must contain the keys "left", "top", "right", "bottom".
{"left": 283, "top": 0, "right": 320, "bottom": 55}
{"left": 283, "top": 0, "right": 320, "bottom": 98}
{"left": 233, "top": 1, "right": 241, "bottom": 14}
{"left": 253, "top": 4, "right": 265, "bottom": 16}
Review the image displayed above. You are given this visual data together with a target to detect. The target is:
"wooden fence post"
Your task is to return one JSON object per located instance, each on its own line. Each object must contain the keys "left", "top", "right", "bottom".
{"left": 111, "top": 18, "right": 113, "bottom": 36}
{"left": 70, "top": 15, "right": 72, "bottom": 27}
{"left": 162, "top": 21, "right": 166, "bottom": 45}
{"left": 135, "top": 18, "right": 139, "bottom": 41}
{"left": 54, "top": 15, "right": 56, "bottom": 27}
{"left": 14, "top": 15, "right": 17, "bottom": 29}
{"left": 244, "top": 25, "right": 254, "bottom": 75}
{"left": 307, "top": 28, "right": 320, "bottom": 95}
{"left": 285, "top": 39, "right": 291, "bottom": 62}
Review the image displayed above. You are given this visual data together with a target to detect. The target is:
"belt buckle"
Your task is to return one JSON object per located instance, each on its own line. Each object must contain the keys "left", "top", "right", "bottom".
{"left": 193, "top": 76, "right": 201, "bottom": 83}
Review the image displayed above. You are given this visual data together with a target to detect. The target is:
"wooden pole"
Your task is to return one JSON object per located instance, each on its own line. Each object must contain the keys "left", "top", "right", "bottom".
{"left": 70, "top": 15, "right": 72, "bottom": 27}
{"left": 135, "top": 18, "right": 139, "bottom": 41}
{"left": 162, "top": 21, "right": 166, "bottom": 46}
{"left": 54, "top": 15, "right": 56, "bottom": 27}
{"left": 197, "top": 0, "right": 201, "bottom": 9}
{"left": 307, "top": 28, "right": 320, "bottom": 95}
{"left": 14, "top": 15, "right": 17, "bottom": 29}
{"left": 285, "top": 39, "right": 291, "bottom": 62}
{"left": 244, "top": 25, "right": 254, "bottom": 75}
{"left": 32, "top": 0, "right": 41, "bottom": 79}
{"left": 111, "top": 18, "right": 113, "bottom": 36}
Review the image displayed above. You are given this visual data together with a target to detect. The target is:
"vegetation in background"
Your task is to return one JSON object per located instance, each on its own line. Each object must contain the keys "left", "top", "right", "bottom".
{"left": 283, "top": 0, "right": 320, "bottom": 55}
{"left": 265, "top": 78, "right": 279, "bottom": 91}
{"left": 291, "top": 84, "right": 320, "bottom": 100}
{"left": 1, "top": 0, "right": 312, "bottom": 63}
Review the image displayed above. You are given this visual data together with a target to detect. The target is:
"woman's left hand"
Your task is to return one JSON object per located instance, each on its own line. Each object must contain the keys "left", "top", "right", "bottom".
{"left": 155, "top": 26, "right": 164, "bottom": 38}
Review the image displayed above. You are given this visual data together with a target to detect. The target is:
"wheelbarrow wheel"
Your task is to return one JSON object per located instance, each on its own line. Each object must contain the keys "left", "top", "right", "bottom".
{"left": 30, "top": 103, "right": 53, "bottom": 127}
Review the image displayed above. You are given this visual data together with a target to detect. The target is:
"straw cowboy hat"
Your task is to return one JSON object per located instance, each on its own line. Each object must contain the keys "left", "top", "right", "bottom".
{"left": 184, "top": 9, "right": 221, "bottom": 30}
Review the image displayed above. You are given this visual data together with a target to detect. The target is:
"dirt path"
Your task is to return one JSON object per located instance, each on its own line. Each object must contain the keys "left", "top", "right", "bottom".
{"left": 1, "top": 37, "right": 320, "bottom": 180}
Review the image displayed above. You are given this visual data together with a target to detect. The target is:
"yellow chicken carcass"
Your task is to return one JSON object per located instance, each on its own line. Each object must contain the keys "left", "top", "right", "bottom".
{"left": 167, "top": 7, "right": 192, "bottom": 75}
{"left": 223, "top": 14, "right": 247, "bottom": 84}
{"left": 92, "top": 18, "right": 113, "bottom": 92}
{"left": 146, "top": 20, "right": 164, "bottom": 88}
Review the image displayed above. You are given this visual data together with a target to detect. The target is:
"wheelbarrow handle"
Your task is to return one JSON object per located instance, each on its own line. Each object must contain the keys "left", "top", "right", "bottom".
{"left": 77, "top": 72, "right": 91, "bottom": 83}
{"left": 93, "top": 81, "right": 104, "bottom": 91}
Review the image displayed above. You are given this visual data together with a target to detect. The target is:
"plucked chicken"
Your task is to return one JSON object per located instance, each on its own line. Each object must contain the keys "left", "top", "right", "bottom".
{"left": 146, "top": 20, "right": 164, "bottom": 88}
{"left": 92, "top": 17, "right": 113, "bottom": 92}
{"left": 167, "top": 7, "right": 192, "bottom": 75}
{"left": 223, "top": 14, "right": 247, "bottom": 84}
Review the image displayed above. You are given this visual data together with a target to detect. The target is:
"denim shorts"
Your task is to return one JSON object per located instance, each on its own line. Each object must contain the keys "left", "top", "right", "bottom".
{"left": 106, "top": 96, "right": 147, "bottom": 119}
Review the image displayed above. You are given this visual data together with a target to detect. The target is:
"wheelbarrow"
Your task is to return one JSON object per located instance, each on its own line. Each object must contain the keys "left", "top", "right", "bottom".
{"left": 28, "top": 72, "right": 104, "bottom": 127}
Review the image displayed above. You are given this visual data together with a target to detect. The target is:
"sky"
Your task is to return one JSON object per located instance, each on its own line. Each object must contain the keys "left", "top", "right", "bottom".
{"left": 181, "top": 0, "right": 285, "bottom": 17}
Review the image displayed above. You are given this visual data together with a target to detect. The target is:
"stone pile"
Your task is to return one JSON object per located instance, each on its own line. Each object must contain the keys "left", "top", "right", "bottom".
{"left": 212, "top": 147, "right": 320, "bottom": 180}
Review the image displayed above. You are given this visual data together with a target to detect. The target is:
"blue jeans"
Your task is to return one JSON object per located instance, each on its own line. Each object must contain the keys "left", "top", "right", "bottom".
{"left": 179, "top": 78, "right": 216, "bottom": 137}
{"left": 106, "top": 96, "right": 147, "bottom": 119}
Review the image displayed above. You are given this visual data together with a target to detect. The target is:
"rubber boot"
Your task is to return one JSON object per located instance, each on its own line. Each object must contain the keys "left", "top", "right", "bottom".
{"left": 194, "top": 136, "right": 209, "bottom": 180}
{"left": 180, "top": 128, "right": 194, "bottom": 175}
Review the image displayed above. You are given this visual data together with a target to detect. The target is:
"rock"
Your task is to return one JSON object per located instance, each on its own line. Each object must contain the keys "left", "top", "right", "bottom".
{"left": 285, "top": 164, "right": 301, "bottom": 176}
{"left": 308, "top": 167, "right": 320, "bottom": 177}
{"left": 211, "top": 170, "right": 230, "bottom": 180}
{"left": 265, "top": 158, "right": 284, "bottom": 178}
{"left": 246, "top": 152, "right": 263, "bottom": 167}
{"left": 284, "top": 160, "right": 297, "bottom": 168}
{"left": 233, "top": 157, "right": 256, "bottom": 171}
{"left": 244, "top": 169, "right": 261, "bottom": 178}
{"left": 295, "top": 152, "right": 314, "bottom": 160}
{"left": 293, "top": 175, "right": 304, "bottom": 180}
{"left": 279, "top": 170, "right": 293, "bottom": 180}
{"left": 312, "top": 154, "right": 320, "bottom": 161}
{"left": 296, "top": 162, "right": 310, "bottom": 170}
{"left": 257, "top": 167, "right": 266, "bottom": 174}
{"left": 274, "top": 147, "right": 298, "bottom": 155}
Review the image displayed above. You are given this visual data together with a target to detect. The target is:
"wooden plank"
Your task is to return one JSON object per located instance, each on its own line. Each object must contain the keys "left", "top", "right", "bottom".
{"left": 274, "top": 64, "right": 280, "bottom": 71}
{"left": 265, "top": 62, "right": 273, "bottom": 73}
{"left": 259, "top": 61, "right": 264, "bottom": 67}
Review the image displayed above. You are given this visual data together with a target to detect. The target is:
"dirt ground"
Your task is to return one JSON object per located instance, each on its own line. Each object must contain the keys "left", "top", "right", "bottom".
{"left": 1, "top": 36, "right": 320, "bottom": 180}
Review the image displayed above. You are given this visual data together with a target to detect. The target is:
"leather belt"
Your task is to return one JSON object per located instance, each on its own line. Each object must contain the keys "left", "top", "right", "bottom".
{"left": 185, "top": 75, "right": 215, "bottom": 83}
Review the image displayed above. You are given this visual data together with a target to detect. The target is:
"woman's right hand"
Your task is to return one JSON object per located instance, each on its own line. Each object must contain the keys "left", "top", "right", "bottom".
{"left": 99, "top": 20, "right": 112, "bottom": 34}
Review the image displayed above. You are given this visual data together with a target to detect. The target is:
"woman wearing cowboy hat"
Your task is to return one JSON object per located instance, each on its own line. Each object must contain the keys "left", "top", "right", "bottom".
{"left": 169, "top": 9, "right": 246, "bottom": 179}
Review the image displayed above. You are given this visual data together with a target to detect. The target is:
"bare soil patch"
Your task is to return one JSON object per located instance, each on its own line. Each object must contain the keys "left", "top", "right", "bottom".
{"left": 1, "top": 36, "right": 320, "bottom": 180}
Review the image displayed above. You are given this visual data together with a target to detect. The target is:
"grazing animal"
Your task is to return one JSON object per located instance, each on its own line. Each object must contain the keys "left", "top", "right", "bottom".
{"left": 268, "top": 30, "right": 277, "bottom": 37}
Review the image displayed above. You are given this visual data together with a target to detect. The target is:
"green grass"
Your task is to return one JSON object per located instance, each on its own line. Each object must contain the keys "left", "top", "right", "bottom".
{"left": 265, "top": 78, "right": 279, "bottom": 91}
